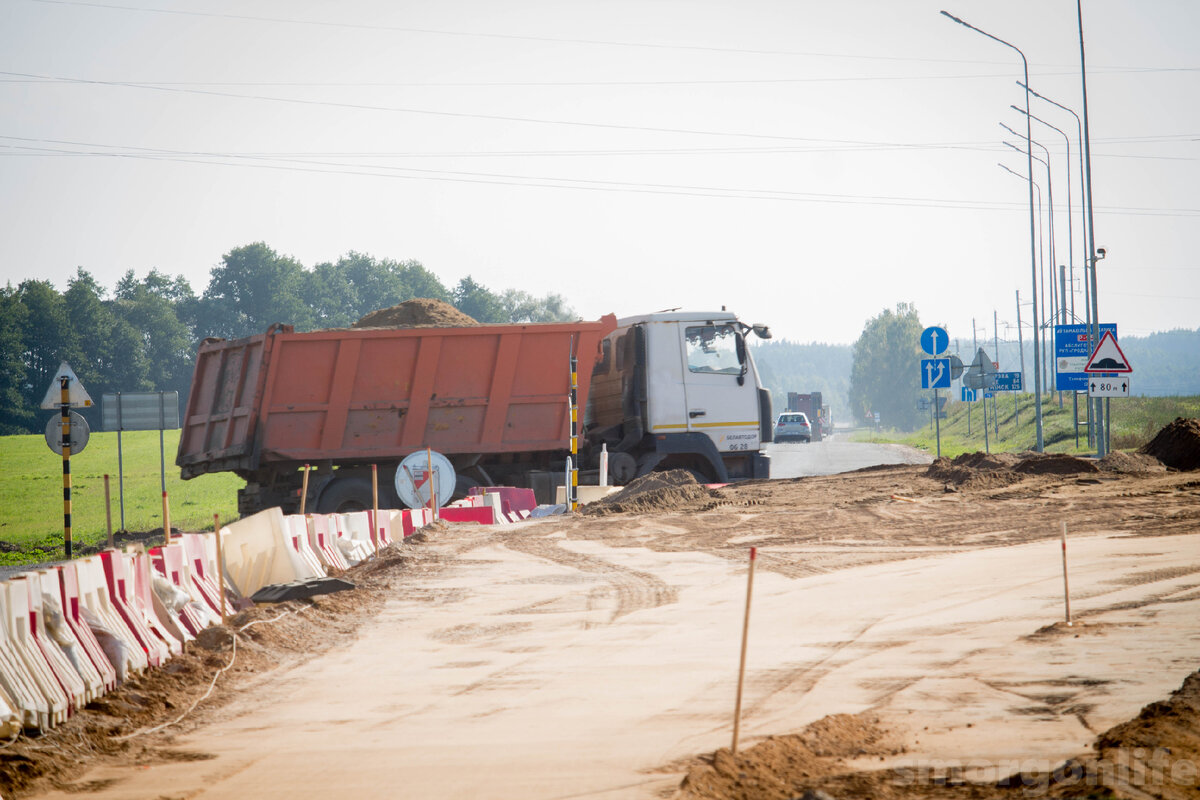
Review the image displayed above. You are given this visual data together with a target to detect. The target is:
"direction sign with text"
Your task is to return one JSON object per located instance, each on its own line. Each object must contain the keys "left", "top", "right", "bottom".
{"left": 921, "top": 358, "right": 951, "bottom": 389}
{"left": 992, "top": 371, "right": 1023, "bottom": 391}
{"left": 1055, "top": 323, "right": 1117, "bottom": 390}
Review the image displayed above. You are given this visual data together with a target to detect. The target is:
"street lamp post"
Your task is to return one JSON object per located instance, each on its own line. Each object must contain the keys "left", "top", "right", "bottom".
{"left": 1013, "top": 104, "right": 1081, "bottom": 432}
{"left": 1003, "top": 141, "right": 1054, "bottom": 398}
{"left": 1076, "top": 0, "right": 1105, "bottom": 457}
{"left": 941, "top": 10, "right": 1043, "bottom": 451}
{"left": 1002, "top": 127, "right": 1057, "bottom": 353}
{"left": 1017, "top": 81, "right": 1096, "bottom": 447}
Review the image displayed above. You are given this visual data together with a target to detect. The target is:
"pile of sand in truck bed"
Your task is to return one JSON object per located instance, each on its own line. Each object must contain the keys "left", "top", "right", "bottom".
{"left": 352, "top": 298, "right": 478, "bottom": 328}
{"left": 1139, "top": 417, "right": 1200, "bottom": 471}
{"left": 583, "top": 468, "right": 722, "bottom": 516}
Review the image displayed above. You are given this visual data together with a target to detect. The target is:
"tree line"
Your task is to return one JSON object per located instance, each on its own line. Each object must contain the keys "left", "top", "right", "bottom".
{"left": 0, "top": 242, "right": 573, "bottom": 435}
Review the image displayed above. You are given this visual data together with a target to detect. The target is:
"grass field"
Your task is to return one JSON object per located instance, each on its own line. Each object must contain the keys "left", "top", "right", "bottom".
{"left": 0, "top": 429, "right": 243, "bottom": 565}
{"left": 854, "top": 393, "right": 1200, "bottom": 458}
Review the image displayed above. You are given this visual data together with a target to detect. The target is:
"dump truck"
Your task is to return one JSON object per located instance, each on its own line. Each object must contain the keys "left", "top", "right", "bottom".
{"left": 178, "top": 310, "right": 772, "bottom": 515}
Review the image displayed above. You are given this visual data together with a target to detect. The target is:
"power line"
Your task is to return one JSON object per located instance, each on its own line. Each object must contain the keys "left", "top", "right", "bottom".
{"left": 3, "top": 134, "right": 1198, "bottom": 216}
{"left": 21, "top": 0, "right": 1036, "bottom": 67}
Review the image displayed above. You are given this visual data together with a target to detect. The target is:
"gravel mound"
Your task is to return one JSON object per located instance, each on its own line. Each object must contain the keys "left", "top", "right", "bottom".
{"left": 352, "top": 298, "right": 478, "bottom": 328}
{"left": 1139, "top": 417, "right": 1200, "bottom": 471}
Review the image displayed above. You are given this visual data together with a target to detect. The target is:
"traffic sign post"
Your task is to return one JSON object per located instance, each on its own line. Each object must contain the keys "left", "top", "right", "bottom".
{"left": 961, "top": 387, "right": 976, "bottom": 402}
{"left": 921, "top": 359, "right": 951, "bottom": 389}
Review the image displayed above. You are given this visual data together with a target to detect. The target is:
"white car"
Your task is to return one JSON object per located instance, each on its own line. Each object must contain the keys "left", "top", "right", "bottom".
{"left": 774, "top": 412, "right": 812, "bottom": 443}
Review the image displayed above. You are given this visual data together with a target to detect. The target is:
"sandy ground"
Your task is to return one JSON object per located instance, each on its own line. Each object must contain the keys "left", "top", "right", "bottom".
{"left": 10, "top": 450, "right": 1200, "bottom": 799}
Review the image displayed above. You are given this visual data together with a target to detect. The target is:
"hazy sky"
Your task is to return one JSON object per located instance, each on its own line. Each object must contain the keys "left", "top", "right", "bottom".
{"left": 2, "top": 0, "right": 1197, "bottom": 345}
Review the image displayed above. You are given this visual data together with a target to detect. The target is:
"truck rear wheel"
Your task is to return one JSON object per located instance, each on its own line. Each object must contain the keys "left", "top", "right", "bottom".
{"left": 317, "top": 476, "right": 374, "bottom": 514}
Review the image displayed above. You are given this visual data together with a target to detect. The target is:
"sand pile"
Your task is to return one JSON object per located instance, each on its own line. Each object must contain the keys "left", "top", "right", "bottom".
{"left": 352, "top": 298, "right": 477, "bottom": 328}
{"left": 583, "top": 468, "right": 721, "bottom": 516}
{"left": 1139, "top": 417, "right": 1200, "bottom": 471}
{"left": 928, "top": 451, "right": 1101, "bottom": 489}
{"left": 1012, "top": 452, "right": 1100, "bottom": 475}
{"left": 677, "top": 713, "right": 902, "bottom": 800}
{"left": 1098, "top": 451, "right": 1166, "bottom": 474}
{"left": 926, "top": 452, "right": 1025, "bottom": 490}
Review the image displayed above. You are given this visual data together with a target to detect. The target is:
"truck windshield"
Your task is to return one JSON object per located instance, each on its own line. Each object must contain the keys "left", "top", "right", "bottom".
{"left": 685, "top": 325, "right": 742, "bottom": 375}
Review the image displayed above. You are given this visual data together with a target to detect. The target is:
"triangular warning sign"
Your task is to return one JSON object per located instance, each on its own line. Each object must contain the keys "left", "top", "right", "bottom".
{"left": 40, "top": 361, "right": 95, "bottom": 409}
{"left": 1083, "top": 330, "right": 1132, "bottom": 374}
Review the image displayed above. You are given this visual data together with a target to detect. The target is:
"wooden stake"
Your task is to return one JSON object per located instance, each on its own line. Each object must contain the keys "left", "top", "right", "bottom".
{"left": 103, "top": 474, "right": 114, "bottom": 548}
{"left": 299, "top": 463, "right": 311, "bottom": 516}
{"left": 732, "top": 547, "right": 757, "bottom": 755}
{"left": 162, "top": 490, "right": 172, "bottom": 544}
{"left": 427, "top": 447, "right": 436, "bottom": 518}
{"left": 371, "top": 464, "right": 379, "bottom": 556}
{"left": 1061, "top": 522, "right": 1072, "bottom": 625}
{"left": 213, "top": 514, "right": 226, "bottom": 626}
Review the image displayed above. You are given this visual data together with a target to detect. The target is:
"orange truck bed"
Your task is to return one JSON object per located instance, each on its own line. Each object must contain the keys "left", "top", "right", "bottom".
{"left": 177, "top": 316, "right": 617, "bottom": 479}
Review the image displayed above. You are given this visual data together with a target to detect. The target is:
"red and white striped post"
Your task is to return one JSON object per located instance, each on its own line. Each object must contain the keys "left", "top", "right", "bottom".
{"left": 1061, "top": 522, "right": 1072, "bottom": 625}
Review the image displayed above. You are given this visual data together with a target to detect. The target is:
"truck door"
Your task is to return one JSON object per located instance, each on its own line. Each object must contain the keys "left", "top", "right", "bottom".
{"left": 678, "top": 323, "right": 761, "bottom": 453}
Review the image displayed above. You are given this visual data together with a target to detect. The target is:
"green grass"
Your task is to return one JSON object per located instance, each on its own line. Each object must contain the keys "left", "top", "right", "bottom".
{"left": 853, "top": 393, "right": 1200, "bottom": 458}
{"left": 0, "top": 429, "right": 243, "bottom": 564}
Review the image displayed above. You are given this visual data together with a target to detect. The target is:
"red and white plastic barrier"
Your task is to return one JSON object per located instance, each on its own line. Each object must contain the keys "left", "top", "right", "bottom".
{"left": 0, "top": 501, "right": 434, "bottom": 734}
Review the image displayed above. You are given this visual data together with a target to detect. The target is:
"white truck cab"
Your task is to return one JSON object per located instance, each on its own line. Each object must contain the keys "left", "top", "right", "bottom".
{"left": 585, "top": 310, "right": 773, "bottom": 484}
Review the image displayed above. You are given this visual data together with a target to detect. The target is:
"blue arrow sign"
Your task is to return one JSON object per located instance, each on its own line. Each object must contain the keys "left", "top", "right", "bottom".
{"left": 920, "top": 326, "right": 948, "bottom": 356}
{"left": 992, "top": 371, "right": 1023, "bottom": 391}
{"left": 961, "top": 387, "right": 976, "bottom": 402}
{"left": 921, "top": 358, "right": 951, "bottom": 389}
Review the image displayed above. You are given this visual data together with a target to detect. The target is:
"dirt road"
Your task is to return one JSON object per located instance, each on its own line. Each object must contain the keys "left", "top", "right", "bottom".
{"left": 19, "top": 451, "right": 1200, "bottom": 800}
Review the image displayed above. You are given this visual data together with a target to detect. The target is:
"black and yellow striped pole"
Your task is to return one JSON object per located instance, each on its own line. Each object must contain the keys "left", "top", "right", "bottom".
{"left": 569, "top": 338, "right": 579, "bottom": 512}
{"left": 60, "top": 375, "right": 73, "bottom": 558}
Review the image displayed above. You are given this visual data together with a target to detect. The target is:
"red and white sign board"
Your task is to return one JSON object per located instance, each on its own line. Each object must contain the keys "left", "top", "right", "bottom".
{"left": 1083, "top": 330, "right": 1132, "bottom": 374}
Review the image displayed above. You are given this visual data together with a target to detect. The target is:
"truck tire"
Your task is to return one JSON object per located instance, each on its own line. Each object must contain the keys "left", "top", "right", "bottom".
{"left": 317, "top": 476, "right": 374, "bottom": 514}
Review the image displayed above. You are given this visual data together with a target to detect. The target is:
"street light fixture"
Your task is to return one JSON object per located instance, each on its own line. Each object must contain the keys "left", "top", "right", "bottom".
{"left": 941, "top": 10, "right": 1043, "bottom": 451}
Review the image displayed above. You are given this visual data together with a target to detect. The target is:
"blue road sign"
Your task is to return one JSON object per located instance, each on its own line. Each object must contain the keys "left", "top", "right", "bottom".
{"left": 961, "top": 387, "right": 976, "bottom": 402}
{"left": 984, "top": 391, "right": 996, "bottom": 399}
{"left": 992, "top": 371, "right": 1023, "bottom": 391}
{"left": 920, "top": 326, "right": 948, "bottom": 356}
{"left": 921, "top": 358, "right": 951, "bottom": 389}
{"left": 1055, "top": 323, "right": 1117, "bottom": 391}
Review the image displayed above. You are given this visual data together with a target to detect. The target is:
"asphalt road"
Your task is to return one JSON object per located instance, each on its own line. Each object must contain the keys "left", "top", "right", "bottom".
{"left": 767, "top": 437, "right": 933, "bottom": 479}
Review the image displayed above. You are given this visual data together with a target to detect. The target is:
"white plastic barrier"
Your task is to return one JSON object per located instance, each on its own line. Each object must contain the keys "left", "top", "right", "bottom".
{"left": 18, "top": 575, "right": 89, "bottom": 712}
{"left": 283, "top": 515, "right": 326, "bottom": 577}
{"left": 0, "top": 503, "right": 430, "bottom": 736}
{"left": 221, "top": 507, "right": 322, "bottom": 597}
{"left": 0, "top": 579, "right": 66, "bottom": 730}
{"left": 150, "top": 543, "right": 213, "bottom": 636}
{"left": 73, "top": 556, "right": 149, "bottom": 676}
{"left": 58, "top": 563, "right": 119, "bottom": 693}
{"left": 35, "top": 569, "right": 105, "bottom": 705}
{"left": 101, "top": 551, "right": 169, "bottom": 668}
{"left": 179, "top": 533, "right": 236, "bottom": 618}
{"left": 333, "top": 513, "right": 375, "bottom": 566}
{"left": 307, "top": 514, "right": 350, "bottom": 571}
